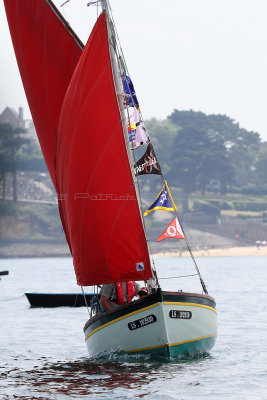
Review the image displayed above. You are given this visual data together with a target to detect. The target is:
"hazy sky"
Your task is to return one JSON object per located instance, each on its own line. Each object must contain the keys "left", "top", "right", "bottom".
{"left": 1, "top": 0, "right": 267, "bottom": 141}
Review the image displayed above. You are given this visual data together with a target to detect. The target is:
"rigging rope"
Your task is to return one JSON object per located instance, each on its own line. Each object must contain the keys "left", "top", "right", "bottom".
{"left": 87, "top": 1, "right": 101, "bottom": 6}
{"left": 60, "top": 0, "right": 71, "bottom": 7}
{"left": 81, "top": 286, "right": 90, "bottom": 317}
{"left": 158, "top": 274, "right": 198, "bottom": 280}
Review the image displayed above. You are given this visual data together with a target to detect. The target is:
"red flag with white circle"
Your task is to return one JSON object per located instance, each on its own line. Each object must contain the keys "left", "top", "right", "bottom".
{"left": 157, "top": 217, "right": 185, "bottom": 242}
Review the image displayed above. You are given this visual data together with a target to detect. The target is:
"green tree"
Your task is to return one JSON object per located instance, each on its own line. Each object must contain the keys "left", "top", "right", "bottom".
{"left": 0, "top": 123, "right": 30, "bottom": 201}
{"left": 167, "top": 127, "right": 206, "bottom": 212}
{"left": 168, "top": 127, "right": 234, "bottom": 211}
{"left": 226, "top": 130, "right": 260, "bottom": 186}
{"left": 145, "top": 118, "right": 179, "bottom": 174}
{"left": 255, "top": 148, "right": 267, "bottom": 184}
{"left": 168, "top": 109, "right": 261, "bottom": 187}
{"left": 17, "top": 154, "right": 47, "bottom": 172}
{"left": 0, "top": 151, "right": 11, "bottom": 199}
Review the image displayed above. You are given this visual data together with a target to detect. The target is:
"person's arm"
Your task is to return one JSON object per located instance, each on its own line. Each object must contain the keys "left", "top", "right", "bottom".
{"left": 100, "top": 295, "right": 113, "bottom": 311}
{"left": 135, "top": 282, "right": 141, "bottom": 296}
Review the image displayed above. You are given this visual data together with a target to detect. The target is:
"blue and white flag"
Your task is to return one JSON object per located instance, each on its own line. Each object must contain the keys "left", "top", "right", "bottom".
{"left": 122, "top": 74, "right": 139, "bottom": 108}
{"left": 144, "top": 181, "right": 176, "bottom": 216}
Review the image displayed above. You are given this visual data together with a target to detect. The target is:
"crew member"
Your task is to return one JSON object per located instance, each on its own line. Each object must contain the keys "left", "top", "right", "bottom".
{"left": 138, "top": 287, "right": 148, "bottom": 298}
{"left": 100, "top": 281, "right": 141, "bottom": 311}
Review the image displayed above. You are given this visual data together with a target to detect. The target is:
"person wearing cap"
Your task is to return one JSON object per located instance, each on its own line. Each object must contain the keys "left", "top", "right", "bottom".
{"left": 100, "top": 281, "right": 141, "bottom": 311}
{"left": 138, "top": 287, "right": 148, "bottom": 298}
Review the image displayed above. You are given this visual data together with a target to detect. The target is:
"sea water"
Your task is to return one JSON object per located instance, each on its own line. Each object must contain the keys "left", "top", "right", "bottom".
{"left": 0, "top": 255, "right": 267, "bottom": 399}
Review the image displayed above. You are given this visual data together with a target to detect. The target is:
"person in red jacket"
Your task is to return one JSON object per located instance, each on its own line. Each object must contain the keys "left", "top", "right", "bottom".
{"left": 100, "top": 281, "right": 141, "bottom": 311}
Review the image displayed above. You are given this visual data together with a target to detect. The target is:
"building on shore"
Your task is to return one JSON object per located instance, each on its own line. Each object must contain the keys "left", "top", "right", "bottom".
{"left": 0, "top": 106, "right": 25, "bottom": 129}
{"left": 0, "top": 106, "right": 38, "bottom": 144}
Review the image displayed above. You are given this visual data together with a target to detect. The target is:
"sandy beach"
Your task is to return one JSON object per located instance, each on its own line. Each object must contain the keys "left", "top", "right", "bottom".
{"left": 153, "top": 245, "right": 267, "bottom": 258}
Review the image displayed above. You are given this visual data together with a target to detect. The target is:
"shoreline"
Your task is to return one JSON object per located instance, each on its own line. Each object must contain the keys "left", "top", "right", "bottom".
{"left": 0, "top": 241, "right": 267, "bottom": 258}
{"left": 153, "top": 245, "right": 267, "bottom": 258}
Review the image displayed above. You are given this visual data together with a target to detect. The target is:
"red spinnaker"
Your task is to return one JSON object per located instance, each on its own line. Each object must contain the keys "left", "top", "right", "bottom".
{"left": 57, "top": 13, "right": 152, "bottom": 285}
{"left": 4, "top": 0, "right": 83, "bottom": 187}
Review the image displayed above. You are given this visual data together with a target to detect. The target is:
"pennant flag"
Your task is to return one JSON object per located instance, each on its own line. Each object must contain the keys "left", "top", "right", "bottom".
{"left": 144, "top": 181, "right": 176, "bottom": 216}
{"left": 127, "top": 109, "right": 149, "bottom": 148}
{"left": 122, "top": 74, "right": 139, "bottom": 108}
{"left": 134, "top": 143, "right": 162, "bottom": 176}
{"left": 157, "top": 218, "right": 184, "bottom": 242}
{"left": 134, "top": 109, "right": 149, "bottom": 148}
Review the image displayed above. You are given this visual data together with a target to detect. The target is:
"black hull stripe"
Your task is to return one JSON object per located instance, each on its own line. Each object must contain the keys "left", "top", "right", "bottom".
{"left": 162, "top": 293, "right": 215, "bottom": 308}
{"left": 84, "top": 292, "right": 159, "bottom": 334}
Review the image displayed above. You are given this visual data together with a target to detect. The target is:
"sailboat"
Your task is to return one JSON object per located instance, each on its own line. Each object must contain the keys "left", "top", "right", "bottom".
{"left": 4, "top": 0, "right": 217, "bottom": 358}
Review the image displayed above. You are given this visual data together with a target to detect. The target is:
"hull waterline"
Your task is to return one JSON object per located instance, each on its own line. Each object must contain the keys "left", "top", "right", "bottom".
{"left": 84, "top": 289, "right": 217, "bottom": 358}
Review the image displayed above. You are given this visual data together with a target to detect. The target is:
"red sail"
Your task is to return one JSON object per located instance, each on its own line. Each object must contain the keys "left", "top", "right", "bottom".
{"left": 4, "top": 0, "right": 83, "bottom": 187}
{"left": 57, "top": 13, "right": 152, "bottom": 285}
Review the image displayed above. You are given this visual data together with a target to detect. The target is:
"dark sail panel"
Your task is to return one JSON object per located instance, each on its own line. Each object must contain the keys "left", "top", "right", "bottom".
{"left": 4, "top": 0, "right": 83, "bottom": 187}
{"left": 56, "top": 13, "right": 152, "bottom": 285}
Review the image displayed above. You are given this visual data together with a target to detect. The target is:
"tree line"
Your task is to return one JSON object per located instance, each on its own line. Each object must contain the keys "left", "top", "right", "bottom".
{"left": 1, "top": 109, "right": 267, "bottom": 206}
{"left": 146, "top": 110, "right": 267, "bottom": 211}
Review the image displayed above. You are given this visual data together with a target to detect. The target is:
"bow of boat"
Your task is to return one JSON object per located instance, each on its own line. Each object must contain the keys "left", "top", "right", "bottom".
{"left": 84, "top": 289, "right": 217, "bottom": 358}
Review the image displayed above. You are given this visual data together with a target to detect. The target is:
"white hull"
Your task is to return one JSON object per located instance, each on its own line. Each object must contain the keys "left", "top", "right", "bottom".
{"left": 84, "top": 290, "right": 217, "bottom": 358}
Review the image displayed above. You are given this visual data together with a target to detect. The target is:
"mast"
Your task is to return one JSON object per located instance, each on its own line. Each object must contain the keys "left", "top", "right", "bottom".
{"left": 99, "top": 1, "right": 138, "bottom": 192}
{"left": 100, "top": 0, "right": 156, "bottom": 283}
